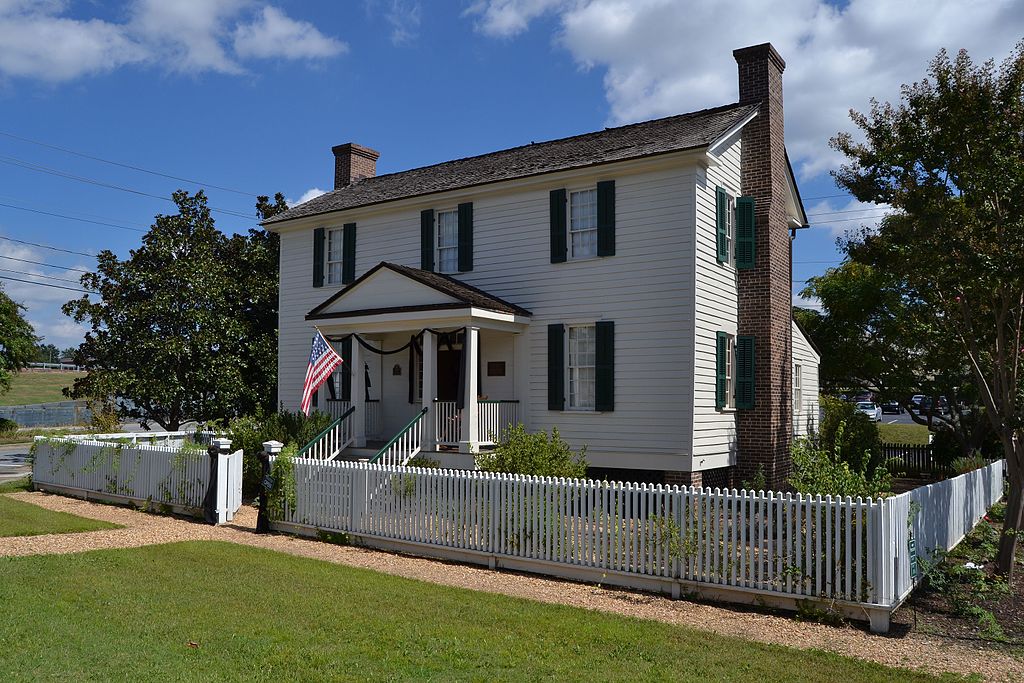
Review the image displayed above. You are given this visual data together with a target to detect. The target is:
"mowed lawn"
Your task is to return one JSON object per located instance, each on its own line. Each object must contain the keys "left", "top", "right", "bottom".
{"left": 0, "top": 541, "right": 950, "bottom": 682}
{"left": 0, "top": 371, "right": 84, "bottom": 406}
{"left": 878, "top": 422, "right": 931, "bottom": 445}
{"left": 0, "top": 481, "right": 119, "bottom": 537}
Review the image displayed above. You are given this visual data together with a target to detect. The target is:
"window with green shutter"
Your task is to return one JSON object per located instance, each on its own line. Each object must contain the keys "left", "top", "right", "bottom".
{"left": 715, "top": 331, "right": 729, "bottom": 409}
{"left": 342, "top": 223, "right": 356, "bottom": 284}
{"left": 312, "top": 227, "right": 325, "bottom": 287}
{"left": 735, "top": 335, "right": 755, "bottom": 409}
{"left": 457, "top": 202, "right": 473, "bottom": 272}
{"left": 595, "top": 320, "right": 614, "bottom": 411}
{"left": 716, "top": 187, "right": 730, "bottom": 264}
{"left": 420, "top": 209, "right": 435, "bottom": 271}
{"left": 735, "top": 196, "right": 755, "bottom": 269}
{"left": 596, "top": 180, "right": 615, "bottom": 257}
{"left": 550, "top": 189, "right": 567, "bottom": 263}
{"left": 547, "top": 323, "right": 565, "bottom": 410}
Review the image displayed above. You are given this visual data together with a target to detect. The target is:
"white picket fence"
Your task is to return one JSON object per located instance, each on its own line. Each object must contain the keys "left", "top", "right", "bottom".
{"left": 269, "top": 457, "right": 1004, "bottom": 632}
{"left": 32, "top": 432, "right": 244, "bottom": 524}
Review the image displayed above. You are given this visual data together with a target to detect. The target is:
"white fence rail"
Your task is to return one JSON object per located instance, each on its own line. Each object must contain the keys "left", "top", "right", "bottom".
{"left": 478, "top": 401, "right": 518, "bottom": 444}
{"left": 327, "top": 399, "right": 382, "bottom": 441}
{"left": 434, "top": 401, "right": 460, "bottom": 447}
{"left": 269, "top": 458, "right": 1005, "bottom": 632}
{"left": 372, "top": 408, "right": 427, "bottom": 467}
{"left": 299, "top": 410, "right": 354, "bottom": 461}
{"left": 32, "top": 434, "right": 244, "bottom": 524}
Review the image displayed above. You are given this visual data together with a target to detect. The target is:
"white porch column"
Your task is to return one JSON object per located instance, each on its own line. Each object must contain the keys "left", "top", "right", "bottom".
{"left": 460, "top": 326, "right": 480, "bottom": 454}
{"left": 421, "top": 330, "right": 436, "bottom": 450}
{"left": 351, "top": 336, "right": 366, "bottom": 447}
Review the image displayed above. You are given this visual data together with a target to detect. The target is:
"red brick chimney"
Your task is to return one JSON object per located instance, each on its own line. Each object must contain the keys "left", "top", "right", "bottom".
{"left": 332, "top": 142, "right": 380, "bottom": 189}
{"left": 733, "top": 43, "right": 793, "bottom": 489}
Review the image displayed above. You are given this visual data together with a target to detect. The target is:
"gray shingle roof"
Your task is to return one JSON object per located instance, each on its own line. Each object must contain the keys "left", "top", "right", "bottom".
{"left": 266, "top": 102, "right": 757, "bottom": 225}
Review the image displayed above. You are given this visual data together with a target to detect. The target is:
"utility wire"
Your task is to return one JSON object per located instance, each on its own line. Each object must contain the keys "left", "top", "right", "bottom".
{"left": 0, "top": 130, "right": 256, "bottom": 196}
{"left": 0, "top": 154, "right": 255, "bottom": 220}
{"left": 0, "top": 200, "right": 145, "bottom": 233}
{"left": 0, "top": 274, "right": 90, "bottom": 294}
{"left": 0, "top": 235, "right": 95, "bottom": 257}
{"left": 0, "top": 255, "right": 92, "bottom": 274}
{"left": 806, "top": 206, "right": 889, "bottom": 218}
{"left": 0, "top": 267, "right": 82, "bottom": 284}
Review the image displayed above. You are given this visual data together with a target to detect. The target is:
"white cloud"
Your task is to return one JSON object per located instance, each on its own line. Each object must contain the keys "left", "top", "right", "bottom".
{"left": 234, "top": 6, "right": 348, "bottom": 60}
{"left": 0, "top": 1, "right": 347, "bottom": 82}
{"left": 290, "top": 187, "right": 328, "bottom": 207}
{"left": 467, "top": 0, "right": 1024, "bottom": 181}
{"left": 384, "top": 1, "right": 421, "bottom": 46}
{"left": 0, "top": 238, "right": 93, "bottom": 349}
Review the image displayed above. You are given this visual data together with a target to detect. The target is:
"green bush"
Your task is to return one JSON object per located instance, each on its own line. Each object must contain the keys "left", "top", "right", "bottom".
{"left": 819, "top": 396, "right": 882, "bottom": 472}
{"left": 0, "top": 417, "right": 18, "bottom": 437}
{"left": 87, "top": 400, "right": 121, "bottom": 433}
{"left": 228, "top": 408, "right": 334, "bottom": 499}
{"left": 475, "top": 424, "right": 587, "bottom": 478}
{"left": 789, "top": 421, "right": 892, "bottom": 498}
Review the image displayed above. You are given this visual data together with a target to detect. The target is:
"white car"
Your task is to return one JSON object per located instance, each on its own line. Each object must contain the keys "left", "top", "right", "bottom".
{"left": 856, "top": 401, "right": 882, "bottom": 422}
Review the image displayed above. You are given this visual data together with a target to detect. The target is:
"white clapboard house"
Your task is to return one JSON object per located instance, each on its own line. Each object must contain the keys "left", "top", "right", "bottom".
{"left": 265, "top": 43, "right": 819, "bottom": 488}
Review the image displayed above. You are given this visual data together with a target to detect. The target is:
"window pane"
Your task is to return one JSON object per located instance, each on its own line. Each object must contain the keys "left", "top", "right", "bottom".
{"left": 570, "top": 189, "right": 597, "bottom": 259}
{"left": 436, "top": 210, "right": 459, "bottom": 272}
{"left": 326, "top": 229, "right": 344, "bottom": 284}
{"left": 568, "top": 325, "right": 596, "bottom": 409}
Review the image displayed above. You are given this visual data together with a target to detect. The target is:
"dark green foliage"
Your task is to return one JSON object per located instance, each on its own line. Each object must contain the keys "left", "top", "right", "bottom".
{"left": 33, "top": 343, "right": 59, "bottom": 363}
{"left": 476, "top": 424, "right": 587, "bottom": 478}
{"left": 62, "top": 191, "right": 285, "bottom": 430}
{"left": 0, "top": 284, "right": 38, "bottom": 396}
{"left": 789, "top": 427, "right": 892, "bottom": 499}
{"left": 0, "top": 417, "right": 17, "bottom": 437}
{"left": 819, "top": 397, "right": 882, "bottom": 473}
{"left": 228, "top": 409, "right": 333, "bottom": 498}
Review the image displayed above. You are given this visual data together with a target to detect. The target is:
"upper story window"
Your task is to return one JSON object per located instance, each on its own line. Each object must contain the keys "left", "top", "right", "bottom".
{"left": 723, "top": 194, "right": 735, "bottom": 266}
{"left": 569, "top": 188, "right": 598, "bottom": 259}
{"left": 794, "top": 364, "right": 803, "bottom": 413}
{"left": 326, "top": 228, "right": 345, "bottom": 284}
{"left": 436, "top": 209, "right": 459, "bottom": 274}
{"left": 567, "top": 324, "right": 596, "bottom": 410}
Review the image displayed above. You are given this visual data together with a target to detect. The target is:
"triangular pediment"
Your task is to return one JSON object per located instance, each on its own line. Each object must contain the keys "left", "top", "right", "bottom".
{"left": 311, "top": 266, "right": 461, "bottom": 318}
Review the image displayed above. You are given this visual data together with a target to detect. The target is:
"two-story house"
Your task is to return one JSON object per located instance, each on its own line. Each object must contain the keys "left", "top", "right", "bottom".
{"left": 264, "top": 43, "right": 819, "bottom": 489}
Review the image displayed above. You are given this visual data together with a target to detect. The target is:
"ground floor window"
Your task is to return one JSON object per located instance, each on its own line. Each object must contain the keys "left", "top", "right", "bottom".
{"left": 568, "top": 324, "right": 595, "bottom": 410}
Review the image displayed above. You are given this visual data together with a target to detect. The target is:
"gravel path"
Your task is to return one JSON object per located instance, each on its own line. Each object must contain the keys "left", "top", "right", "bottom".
{"left": 3, "top": 490, "right": 1022, "bottom": 681}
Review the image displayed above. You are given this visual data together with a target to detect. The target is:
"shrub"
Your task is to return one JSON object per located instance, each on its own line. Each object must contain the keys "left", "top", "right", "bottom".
{"left": 88, "top": 400, "right": 120, "bottom": 433}
{"left": 819, "top": 396, "right": 882, "bottom": 472}
{"left": 0, "top": 417, "right": 18, "bottom": 437}
{"left": 476, "top": 424, "right": 587, "bottom": 478}
{"left": 228, "top": 408, "right": 334, "bottom": 499}
{"left": 951, "top": 454, "right": 987, "bottom": 475}
{"left": 789, "top": 421, "right": 892, "bottom": 498}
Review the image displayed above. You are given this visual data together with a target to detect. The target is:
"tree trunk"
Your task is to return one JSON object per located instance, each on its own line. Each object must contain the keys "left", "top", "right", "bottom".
{"left": 996, "top": 480, "right": 1022, "bottom": 576}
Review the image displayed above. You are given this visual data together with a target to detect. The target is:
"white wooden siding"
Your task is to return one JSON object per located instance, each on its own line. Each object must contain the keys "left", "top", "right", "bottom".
{"left": 276, "top": 162, "right": 696, "bottom": 469}
{"left": 792, "top": 320, "right": 820, "bottom": 437}
{"left": 690, "top": 133, "right": 742, "bottom": 471}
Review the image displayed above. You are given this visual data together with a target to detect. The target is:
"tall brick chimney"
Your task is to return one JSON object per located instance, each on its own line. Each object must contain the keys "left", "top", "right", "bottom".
{"left": 733, "top": 43, "right": 793, "bottom": 489}
{"left": 332, "top": 142, "right": 380, "bottom": 189}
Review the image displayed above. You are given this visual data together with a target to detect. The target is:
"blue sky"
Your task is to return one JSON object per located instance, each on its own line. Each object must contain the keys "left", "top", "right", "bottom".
{"left": 1, "top": 0, "right": 1022, "bottom": 348}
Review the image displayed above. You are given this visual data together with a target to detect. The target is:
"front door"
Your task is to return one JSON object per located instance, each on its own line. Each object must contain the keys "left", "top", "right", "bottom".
{"left": 436, "top": 349, "right": 461, "bottom": 402}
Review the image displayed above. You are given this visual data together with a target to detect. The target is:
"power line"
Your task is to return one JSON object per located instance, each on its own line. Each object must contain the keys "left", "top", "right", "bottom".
{"left": 806, "top": 206, "right": 889, "bottom": 218}
{"left": 0, "top": 129, "right": 256, "bottom": 197}
{"left": 0, "top": 274, "right": 90, "bottom": 294}
{"left": 0, "top": 200, "right": 145, "bottom": 233}
{"left": 0, "top": 267, "right": 82, "bottom": 284}
{"left": 0, "top": 235, "right": 95, "bottom": 257}
{"left": 0, "top": 154, "right": 255, "bottom": 220}
{"left": 809, "top": 213, "right": 889, "bottom": 226}
{"left": 802, "top": 193, "right": 852, "bottom": 201}
{"left": 0, "top": 255, "right": 92, "bottom": 274}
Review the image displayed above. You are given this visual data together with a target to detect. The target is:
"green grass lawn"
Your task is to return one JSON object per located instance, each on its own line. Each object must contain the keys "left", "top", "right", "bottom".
{"left": 0, "top": 426, "right": 92, "bottom": 446}
{"left": 0, "top": 541, "right": 951, "bottom": 682}
{"left": 878, "top": 422, "right": 931, "bottom": 445}
{"left": 0, "top": 491, "right": 120, "bottom": 537}
{"left": 0, "top": 371, "right": 84, "bottom": 406}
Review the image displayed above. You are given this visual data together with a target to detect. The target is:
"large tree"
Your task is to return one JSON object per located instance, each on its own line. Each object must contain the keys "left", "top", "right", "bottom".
{"left": 0, "top": 284, "right": 38, "bottom": 395}
{"left": 831, "top": 44, "right": 1024, "bottom": 574}
{"left": 64, "top": 191, "right": 285, "bottom": 430}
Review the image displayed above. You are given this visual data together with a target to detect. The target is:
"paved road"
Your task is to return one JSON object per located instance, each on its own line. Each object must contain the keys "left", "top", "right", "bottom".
{"left": 0, "top": 443, "right": 31, "bottom": 485}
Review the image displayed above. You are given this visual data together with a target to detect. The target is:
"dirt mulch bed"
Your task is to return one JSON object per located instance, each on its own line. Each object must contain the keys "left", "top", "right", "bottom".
{"left": 3, "top": 489, "right": 1024, "bottom": 682}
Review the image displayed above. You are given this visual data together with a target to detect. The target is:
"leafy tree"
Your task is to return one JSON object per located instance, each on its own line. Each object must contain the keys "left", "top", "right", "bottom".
{"left": 830, "top": 44, "right": 1024, "bottom": 574}
{"left": 33, "top": 343, "right": 59, "bottom": 364}
{"left": 0, "top": 284, "right": 38, "bottom": 394}
{"left": 63, "top": 190, "right": 285, "bottom": 430}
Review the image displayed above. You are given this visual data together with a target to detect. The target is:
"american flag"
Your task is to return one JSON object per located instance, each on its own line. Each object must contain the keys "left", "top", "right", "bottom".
{"left": 300, "top": 330, "right": 344, "bottom": 415}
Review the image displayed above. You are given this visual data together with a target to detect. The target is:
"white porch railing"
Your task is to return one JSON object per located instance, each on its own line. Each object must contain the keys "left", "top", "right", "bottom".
{"left": 299, "top": 408, "right": 355, "bottom": 461}
{"left": 327, "top": 399, "right": 382, "bottom": 441}
{"left": 478, "top": 400, "right": 518, "bottom": 444}
{"left": 434, "top": 400, "right": 461, "bottom": 447}
{"left": 372, "top": 407, "right": 427, "bottom": 467}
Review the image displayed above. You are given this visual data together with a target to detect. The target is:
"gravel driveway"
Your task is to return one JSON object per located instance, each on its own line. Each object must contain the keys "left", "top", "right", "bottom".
{"left": 2, "top": 489, "right": 1021, "bottom": 682}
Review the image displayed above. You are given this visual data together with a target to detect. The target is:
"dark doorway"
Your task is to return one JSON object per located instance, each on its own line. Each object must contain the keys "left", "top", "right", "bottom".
{"left": 436, "top": 349, "right": 461, "bottom": 401}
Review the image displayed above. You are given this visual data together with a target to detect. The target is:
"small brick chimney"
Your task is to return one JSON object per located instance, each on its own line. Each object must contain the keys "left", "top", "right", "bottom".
{"left": 733, "top": 43, "right": 793, "bottom": 489}
{"left": 332, "top": 142, "right": 380, "bottom": 189}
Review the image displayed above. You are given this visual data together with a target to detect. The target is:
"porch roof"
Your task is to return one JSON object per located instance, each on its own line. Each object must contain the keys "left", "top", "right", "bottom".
{"left": 306, "top": 262, "right": 532, "bottom": 327}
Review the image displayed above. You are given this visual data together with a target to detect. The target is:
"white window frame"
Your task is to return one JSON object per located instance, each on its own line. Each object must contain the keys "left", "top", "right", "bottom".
{"left": 568, "top": 187, "right": 598, "bottom": 261}
{"left": 435, "top": 208, "right": 459, "bottom": 274}
{"left": 566, "top": 323, "right": 596, "bottom": 411}
{"left": 724, "top": 194, "right": 736, "bottom": 267}
{"left": 794, "top": 364, "right": 803, "bottom": 413}
{"left": 723, "top": 332, "right": 736, "bottom": 410}
{"left": 326, "top": 227, "right": 345, "bottom": 284}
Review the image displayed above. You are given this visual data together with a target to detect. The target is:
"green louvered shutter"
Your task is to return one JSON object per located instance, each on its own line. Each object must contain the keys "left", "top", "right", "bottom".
{"left": 342, "top": 223, "right": 356, "bottom": 284}
{"left": 420, "top": 209, "right": 434, "bottom": 271}
{"left": 595, "top": 321, "right": 614, "bottom": 411}
{"left": 550, "top": 189, "right": 567, "bottom": 263}
{"left": 715, "top": 331, "right": 728, "bottom": 409}
{"left": 312, "top": 227, "right": 325, "bottom": 287}
{"left": 340, "top": 337, "right": 352, "bottom": 401}
{"left": 735, "top": 335, "right": 756, "bottom": 409}
{"left": 457, "top": 202, "right": 473, "bottom": 272}
{"left": 596, "top": 180, "right": 615, "bottom": 257}
{"left": 735, "top": 196, "right": 756, "bottom": 269}
{"left": 716, "top": 187, "right": 729, "bottom": 263}
{"left": 547, "top": 324, "right": 565, "bottom": 410}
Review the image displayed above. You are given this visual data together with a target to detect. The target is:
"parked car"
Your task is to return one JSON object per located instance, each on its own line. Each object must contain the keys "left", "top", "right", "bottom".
{"left": 910, "top": 394, "right": 926, "bottom": 408}
{"left": 919, "top": 396, "right": 950, "bottom": 416}
{"left": 856, "top": 401, "right": 882, "bottom": 422}
{"left": 881, "top": 400, "right": 904, "bottom": 415}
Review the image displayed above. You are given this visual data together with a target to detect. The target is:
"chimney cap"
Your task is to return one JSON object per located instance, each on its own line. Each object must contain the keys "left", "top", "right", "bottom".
{"left": 332, "top": 142, "right": 380, "bottom": 161}
{"left": 733, "top": 43, "right": 786, "bottom": 71}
